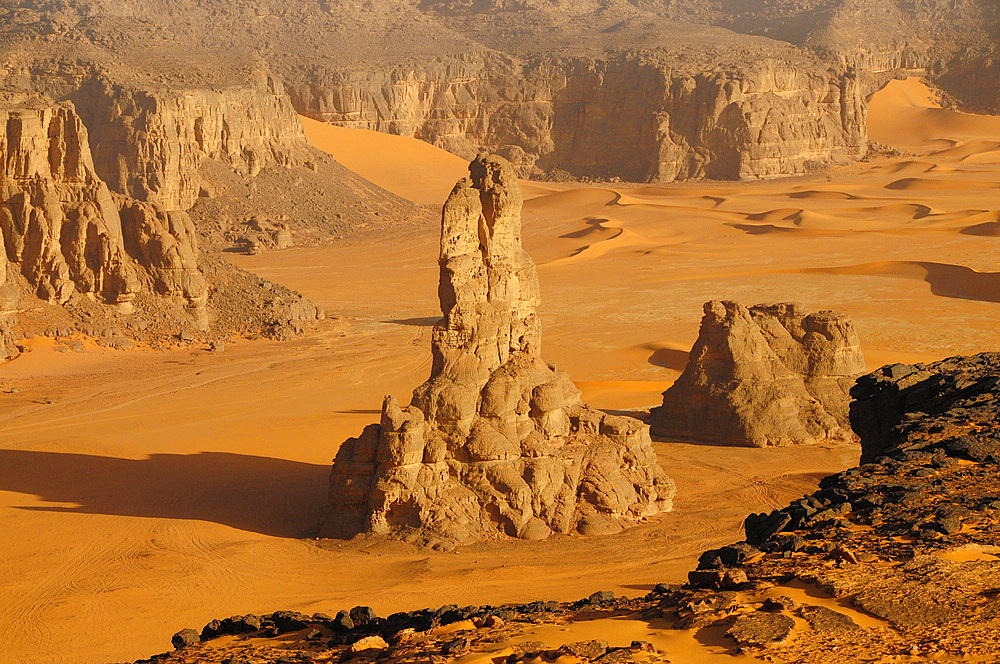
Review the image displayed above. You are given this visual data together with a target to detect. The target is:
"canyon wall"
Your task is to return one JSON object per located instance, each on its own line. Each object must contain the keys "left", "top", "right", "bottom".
{"left": 0, "top": 89, "right": 323, "bottom": 348}
{"left": 290, "top": 53, "right": 868, "bottom": 181}
{"left": 0, "top": 94, "right": 205, "bottom": 312}
{"left": 67, "top": 74, "right": 314, "bottom": 211}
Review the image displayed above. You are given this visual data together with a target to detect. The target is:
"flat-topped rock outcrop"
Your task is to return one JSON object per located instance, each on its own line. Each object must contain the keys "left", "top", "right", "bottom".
{"left": 326, "top": 155, "right": 674, "bottom": 547}
{"left": 651, "top": 300, "right": 865, "bottom": 447}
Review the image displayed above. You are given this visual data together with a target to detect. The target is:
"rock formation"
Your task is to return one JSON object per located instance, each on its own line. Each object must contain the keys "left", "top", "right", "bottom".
{"left": 292, "top": 52, "right": 868, "bottom": 182}
{"left": 651, "top": 301, "right": 865, "bottom": 447}
{"left": 327, "top": 155, "right": 674, "bottom": 547}
{"left": 0, "top": 90, "right": 324, "bottom": 351}
{"left": 851, "top": 353, "right": 1000, "bottom": 463}
{"left": 0, "top": 93, "right": 204, "bottom": 311}
{"left": 3, "top": 0, "right": 995, "bottom": 188}
{"left": 68, "top": 74, "right": 314, "bottom": 212}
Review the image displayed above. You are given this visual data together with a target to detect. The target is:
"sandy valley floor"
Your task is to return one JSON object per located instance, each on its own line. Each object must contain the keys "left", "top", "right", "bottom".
{"left": 0, "top": 79, "right": 997, "bottom": 664}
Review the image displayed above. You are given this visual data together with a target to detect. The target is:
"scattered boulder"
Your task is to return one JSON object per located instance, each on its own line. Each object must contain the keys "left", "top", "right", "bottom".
{"left": 326, "top": 155, "right": 675, "bottom": 546}
{"left": 170, "top": 628, "right": 200, "bottom": 650}
{"left": 442, "top": 637, "right": 471, "bottom": 655}
{"left": 557, "top": 640, "right": 609, "bottom": 659}
{"left": 652, "top": 300, "right": 865, "bottom": 447}
{"left": 349, "top": 635, "right": 389, "bottom": 652}
{"left": 688, "top": 567, "right": 749, "bottom": 590}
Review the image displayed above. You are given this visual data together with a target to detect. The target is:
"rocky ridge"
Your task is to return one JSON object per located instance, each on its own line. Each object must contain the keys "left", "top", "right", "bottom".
{"left": 2, "top": 0, "right": 994, "bottom": 189}
{"left": 136, "top": 353, "right": 1000, "bottom": 664}
{"left": 651, "top": 300, "right": 865, "bottom": 447}
{"left": 326, "top": 155, "right": 674, "bottom": 547}
{"left": 0, "top": 7, "right": 434, "bottom": 354}
{"left": 292, "top": 48, "right": 869, "bottom": 182}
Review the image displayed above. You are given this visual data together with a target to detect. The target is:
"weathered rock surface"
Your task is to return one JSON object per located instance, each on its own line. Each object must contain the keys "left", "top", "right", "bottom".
{"left": 2, "top": 0, "right": 995, "bottom": 189}
{"left": 69, "top": 74, "right": 314, "bottom": 212}
{"left": 294, "top": 51, "right": 868, "bottom": 182}
{"left": 0, "top": 91, "right": 322, "bottom": 350}
{"left": 850, "top": 353, "right": 1000, "bottom": 463}
{"left": 651, "top": 301, "right": 865, "bottom": 447}
{"left": 0, "top": 93, "right": 204, "bottom": 311}
{"left": 327, "top": 155, "right": 674, "bottom": 546}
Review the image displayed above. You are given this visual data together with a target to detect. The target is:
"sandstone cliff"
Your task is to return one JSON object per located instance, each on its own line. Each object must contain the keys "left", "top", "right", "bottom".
{"left": 0, "top": 93, "right": 203, "bottom": 311}
{"left": 67, "top": 74, "right": 315, "bottom": 212}
{"left": 0, "top": 91, "right": 322, "bottom": 350}
{"left": 3, "top": 0, "right": 994, "bottom": 189}
{"left": 651, "top": 301, "right": 865, "bottom": 447}
{"left": 290, "top": 51, "right": 867, "bottom": 182}
{"left": 327, "top": 155, "right": 674, "bottom": 547}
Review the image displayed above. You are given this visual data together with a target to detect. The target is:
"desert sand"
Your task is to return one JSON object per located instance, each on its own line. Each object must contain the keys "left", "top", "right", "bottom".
{"left": 0, "top": 78, "right": 997, "bottom": 663}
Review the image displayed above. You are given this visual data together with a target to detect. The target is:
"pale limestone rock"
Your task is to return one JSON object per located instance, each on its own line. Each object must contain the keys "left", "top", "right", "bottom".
{"left": 0, "top": 96, "right": 140, "bottom": 306}
{"left": 76, "top": 73, "right": 313, "bottom": 211}
{"left": 327, "top": 155, "right": 674, "bottom": 546}
{"left": 651, "top": 301, "right": 865, "bottom": 447}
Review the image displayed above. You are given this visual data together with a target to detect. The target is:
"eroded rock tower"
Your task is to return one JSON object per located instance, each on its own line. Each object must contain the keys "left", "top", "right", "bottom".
{"left": 326, "top": 155, "right": 675, "bottom": 547}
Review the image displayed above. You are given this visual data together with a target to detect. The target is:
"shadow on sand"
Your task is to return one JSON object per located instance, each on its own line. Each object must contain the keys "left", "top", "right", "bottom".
{"left": 0, "top": 450, "right": 329, "bottom": 538}
{"left": 647, "top": 347, "right": 689, "bottom": 371}
{"left": 918, "top": 262, "right": 1000, "bottom": 303}
{"left": 384, "top": 316, "right": 442, "bottom": 327}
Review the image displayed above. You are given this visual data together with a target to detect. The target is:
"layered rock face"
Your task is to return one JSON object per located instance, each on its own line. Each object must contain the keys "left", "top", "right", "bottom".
{"left": 0, "top": 94, "right": 206, "bottom": 314}
{"left": 292, "top": 53, "right": 867, "bottom": 182}
{"left": 0, "top": 90, "right": 325, "bottom": 350}
{"left": 2, "top": 0, "right": 993, "bottom": 190}
{"left": 69, "top": 75, "right": 314, "bottom": 212}
{"left": 327, "top": 155, "right": 674, "bottom": 546}
{"left": 651, "top": 301, "right": 866, "bottom": 447}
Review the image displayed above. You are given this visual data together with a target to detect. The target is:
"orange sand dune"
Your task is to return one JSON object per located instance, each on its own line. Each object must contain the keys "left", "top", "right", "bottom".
{"left": 2, "top": 80, "right": 1000, "bottom": 664}
{"left": 868, "top": 78, "right": 1000, "bottom": 151}
{"left": 300, "top": 116, "right": 469, "bottom": 206}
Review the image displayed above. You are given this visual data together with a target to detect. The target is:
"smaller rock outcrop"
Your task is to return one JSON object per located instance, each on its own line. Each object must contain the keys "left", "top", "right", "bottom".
{"left": 651, "top": 301, "right": 865, "bottom": 447}
{"left": 326, "top": 155, "right": 674, "bottom": 547}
